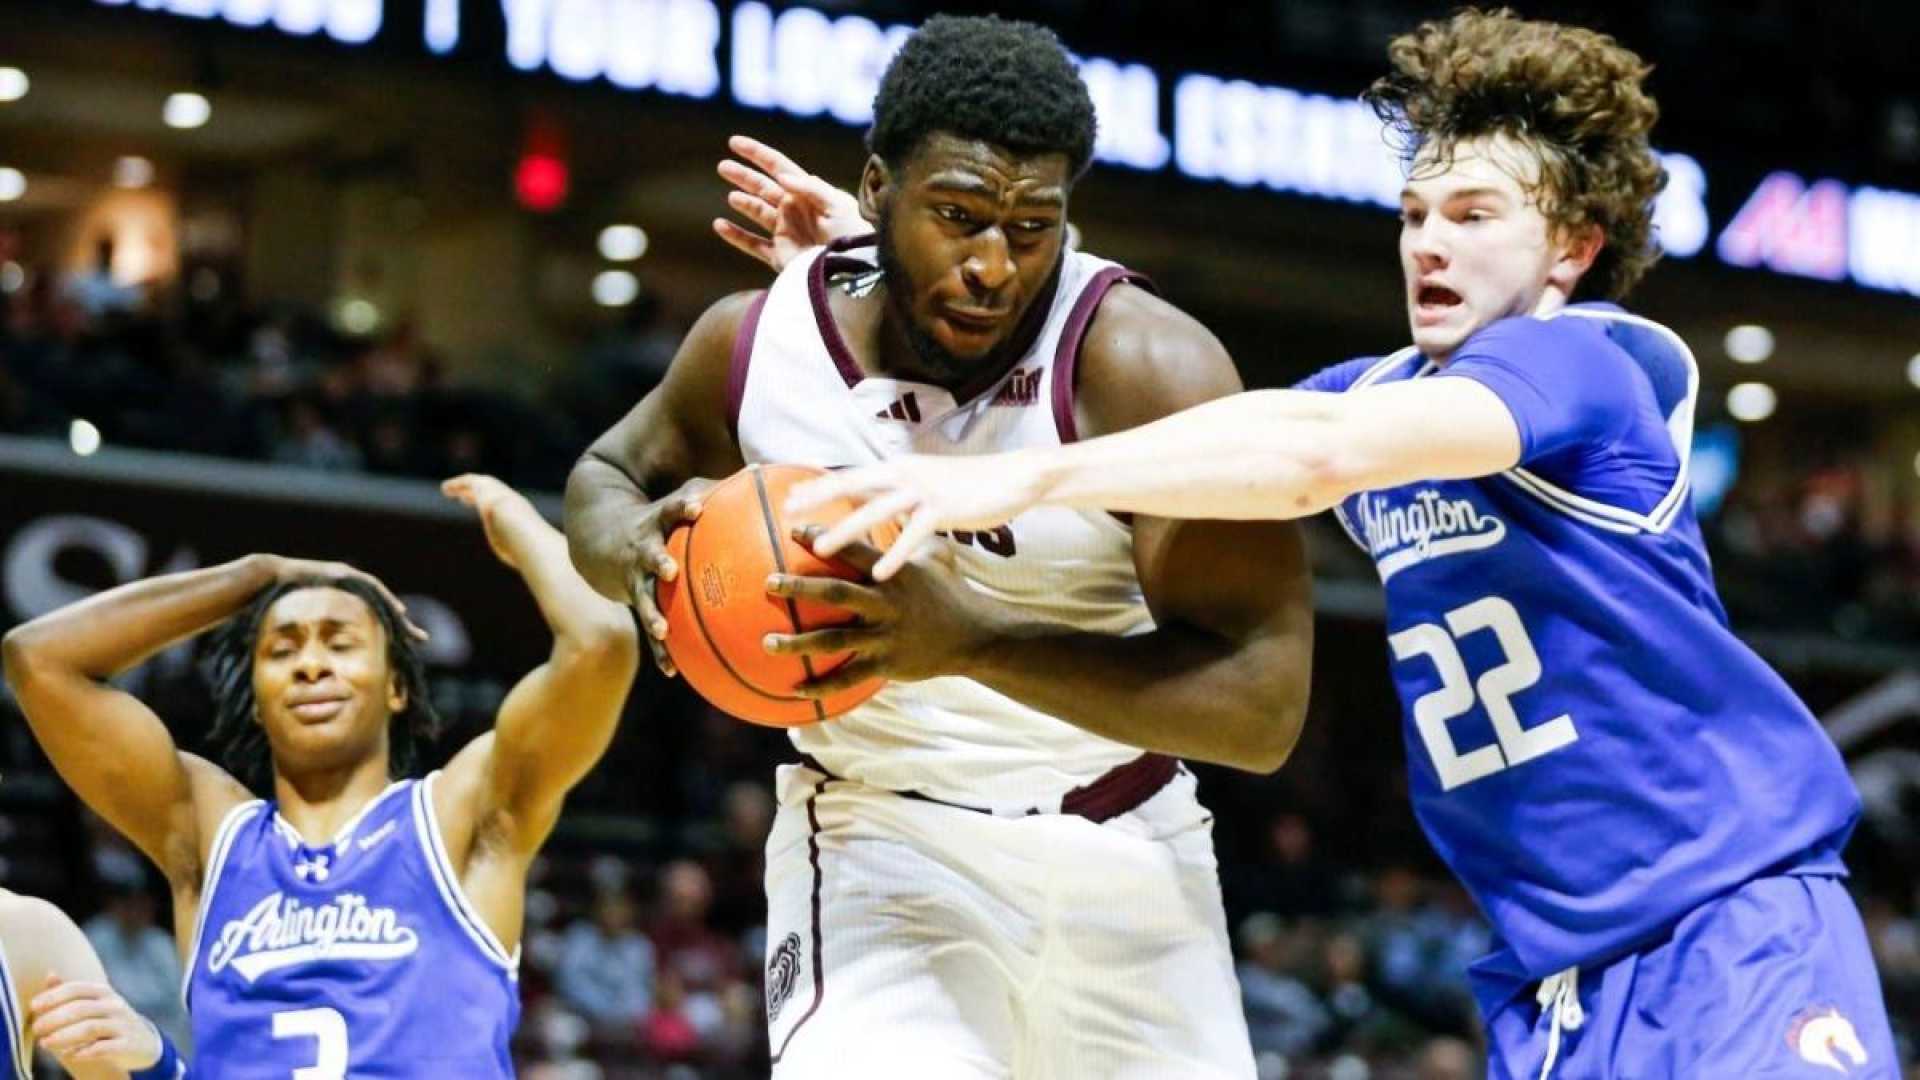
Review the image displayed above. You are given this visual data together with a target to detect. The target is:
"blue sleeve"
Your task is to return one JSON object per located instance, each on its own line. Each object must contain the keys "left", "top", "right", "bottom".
{"left": 1292, "top": 356, "right": 1381, "bottom": 394}
{"left": 1440, "top": 316, "right": 1637, "bottom": 464}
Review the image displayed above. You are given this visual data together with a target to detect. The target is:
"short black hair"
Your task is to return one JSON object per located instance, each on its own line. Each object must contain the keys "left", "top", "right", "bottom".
{"left": 202, "top": 576, "right": 442, "bottom": 794}
{"left": 867, "top": 14, "right": 1098, "bottom": 180}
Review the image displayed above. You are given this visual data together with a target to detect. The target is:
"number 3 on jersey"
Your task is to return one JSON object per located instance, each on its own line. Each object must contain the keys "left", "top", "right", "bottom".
{"left": 1389, "top": 596, "right": 1578, "bottom": 791}
{"left": 272, "top": 1007, "right": 348, "bottom": 1080}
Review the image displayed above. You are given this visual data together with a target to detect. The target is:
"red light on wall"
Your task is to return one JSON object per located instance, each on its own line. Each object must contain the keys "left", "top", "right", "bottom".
{"left": 515, "top": 153, "right": 568, "bottom": 213}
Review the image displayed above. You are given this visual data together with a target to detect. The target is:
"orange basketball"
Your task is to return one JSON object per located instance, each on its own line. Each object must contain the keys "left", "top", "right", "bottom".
{"left": 655, "top": 464, "right": 897, "bottom": 727}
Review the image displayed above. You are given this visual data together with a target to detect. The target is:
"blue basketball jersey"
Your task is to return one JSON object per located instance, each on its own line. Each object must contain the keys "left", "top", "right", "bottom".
{"left": 1, "top": 939, "right": 28, "bottom": 1080}
{"left": 185, "top": 775, "right": 519, "bottom": 1078}
{"left": 1303, "top": 304, "right": 1862, "bottom": 978}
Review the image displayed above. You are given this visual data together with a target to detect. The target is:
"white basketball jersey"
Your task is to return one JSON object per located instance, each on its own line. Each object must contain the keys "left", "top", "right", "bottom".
{"left": 731, "top": 238, "right": 1156, "bottom": 810}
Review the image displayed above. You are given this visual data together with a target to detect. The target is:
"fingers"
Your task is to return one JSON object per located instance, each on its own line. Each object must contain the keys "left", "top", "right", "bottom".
{"left": 809, "top": 491, "right": 918, "bottom": 558}
{"left": 29, "top": 976, "right": 96, "bottom": 1016}
{"left": 372, "top": 579, "right": 429, "bottom": 641}
{"left": 718, "top": 164, "right": 787, "bottom": 221}
{"left": 712, "top": 219, "right": 776, "bottom": 267}
{"left": 765, "top": 573, "right": 892, "bottom": 618}
{"left": 763, "top": 625, "right": 881, "bottom": 658}
{"left": 797, "top": 528, "right": 884, "bottom": 575}
{"left": 31, "top": 994, "right": 116, "bottom": 1051}
{"left": 628, "top": 567, "right": 669, "bottom": 641}
{"left": 794, "top": 657, "right": 881, "bottom": 698}
{"left": 728, "top": 134, "right": 806, "bottom": 183}
{"left": 873, "top": 510, "right": 942, "bottom": 582}
{"left": 643, "top": 630, "right": 677, "bottom": 679}
{"left": 786, "top": 472, "right": 859, "bottom": 515}
{"left": 66, "top": 1035, "right": 142, "bottom": 1063}
{"left": 657, "top": 488, "right": 706, "bottom": 532}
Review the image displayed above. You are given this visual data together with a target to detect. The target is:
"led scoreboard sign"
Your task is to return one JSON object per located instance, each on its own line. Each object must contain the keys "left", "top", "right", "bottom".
{"left": 88, "top": 0, "right": 1920, "bottom": 301}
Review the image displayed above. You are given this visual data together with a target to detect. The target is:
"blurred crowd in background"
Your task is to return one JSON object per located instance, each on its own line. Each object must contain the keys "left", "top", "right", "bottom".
{"left": 8, "top": 252, "right": 1920, "bottom": 646}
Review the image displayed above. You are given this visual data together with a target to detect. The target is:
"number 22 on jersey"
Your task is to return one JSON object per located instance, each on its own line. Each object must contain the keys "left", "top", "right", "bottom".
{"left": 1389, "top": 596, "right": 1579, "bottom": 791}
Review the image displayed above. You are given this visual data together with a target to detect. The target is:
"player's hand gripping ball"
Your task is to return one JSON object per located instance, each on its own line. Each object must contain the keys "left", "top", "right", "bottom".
{"left": 656, "top": 464, "right": 898, "bottom": 726}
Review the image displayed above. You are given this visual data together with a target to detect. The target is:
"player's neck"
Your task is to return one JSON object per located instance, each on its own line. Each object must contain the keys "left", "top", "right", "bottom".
{"left": 272, "top": 751, "right": 397, "bottom": 845}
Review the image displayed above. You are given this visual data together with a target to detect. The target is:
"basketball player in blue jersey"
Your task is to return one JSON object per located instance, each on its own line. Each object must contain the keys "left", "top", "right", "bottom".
{"left": 1, "top": 890, "right": 182, "bottom": 1078}
{"left": 4, "top": 474, "right": 638, "bottom": 1078}
{"left": 783, "top": 10, "right": 1898, "bottom": 1079}
{"left": 571, "top": 15, "right": 1311, "bottom": 1077}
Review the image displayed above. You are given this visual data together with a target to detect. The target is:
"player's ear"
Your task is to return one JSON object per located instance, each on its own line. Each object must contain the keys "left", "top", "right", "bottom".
{"left": 857, "top": 154, "right": 892, "bottom": 226}
{"left": 387, "top": 672, "right": 408, "bottom": 714}
{"left": 1548, "top": 222, "right": 1604, "bottom": 296}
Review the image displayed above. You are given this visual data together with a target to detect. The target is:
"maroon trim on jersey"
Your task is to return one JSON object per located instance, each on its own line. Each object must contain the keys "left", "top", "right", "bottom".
{"left": 793, "top": 751, "right": 1176, "bottom": 823}
{"left": 726, "top": 290, "right": 769, "bottom": 444}
{"left": 1051, "top": 267, "right": 1156, "bottom": 444}
{"left": 1061, "top": 754, "right": 1178, "bottom": 822}
{"left": 808, "top": 235, "right": 878, "bottom": 388}
{"left": 769, "top": 775, "right": 831, "bottom": 1066}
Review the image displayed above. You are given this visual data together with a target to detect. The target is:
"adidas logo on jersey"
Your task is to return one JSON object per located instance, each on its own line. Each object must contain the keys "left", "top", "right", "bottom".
{"left": 208, "top": 891, "right": 420, "bottom": 982}
{"left": 874, "top": 393, "right": 922, "bottom": 422}
{"left": 1355, "top": 488, "right": 1507, "bottom": 583}
{"left": 990, "top": 368, "right": 1041, "bottom": 407}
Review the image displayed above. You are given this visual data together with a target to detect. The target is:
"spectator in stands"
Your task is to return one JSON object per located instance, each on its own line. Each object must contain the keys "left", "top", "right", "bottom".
{"left": 82, "top": 852, "right": 191, "bottom": 1052}
{"left": 61, "top": 238, "right": 141, "bottom": 322}
{"left": 705, "top": 781, "right": 774, "bottom": 938}
{"left": 553, "top": 886, "right": 656, "bottom": 1038}
{"left": 272, "top": 392, "right": 361, "bottom": 472}
{"left": 1237, "top": 912, "right": 1332, "bottom": 1060}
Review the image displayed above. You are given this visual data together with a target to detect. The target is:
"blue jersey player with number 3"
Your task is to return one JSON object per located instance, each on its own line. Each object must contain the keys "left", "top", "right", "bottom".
{"left": 785, "top": 10, "right": 1898, "bottom": 1078}
{"left": 4, "top": 475, "right": 639, "bottom": 1077}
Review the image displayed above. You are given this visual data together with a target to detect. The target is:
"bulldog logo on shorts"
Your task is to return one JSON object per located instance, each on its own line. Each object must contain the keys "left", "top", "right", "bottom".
{"left": 766, "top": 932, "right": 804, "bottom": 1022}
{"left": 1787, "top": 1006, "right": 1869, "bottom": 1074}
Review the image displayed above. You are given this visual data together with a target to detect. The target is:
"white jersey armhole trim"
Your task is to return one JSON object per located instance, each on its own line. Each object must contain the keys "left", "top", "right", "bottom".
{"left": 0, "top": 938, "right": 29, "bottom": 1080}
{"left": 180, "top": 798, "right": 266, "bottom": 1012}
{"left": 1498, "top": 308, "right": 1698, "bottom": 536}
{"left": 412, "top": 772, "right": 520, "bottom": 976}
{"left": 1331, "top": 346, "right": 1422, "bottom": 553}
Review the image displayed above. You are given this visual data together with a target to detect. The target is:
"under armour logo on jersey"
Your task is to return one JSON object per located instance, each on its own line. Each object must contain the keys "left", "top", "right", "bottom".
{"left": 1788, "top": 1006, "right": 1869, "bottom": 1074}
{"left": 990, "top": 368, "right": 1041, "bottom": 407}
{"left": 766, "top": 932, "right": 803, "bottom": 1022}
{"left": 874, "top": 393, "right": 922, "bottom": 422}
{"left": 292, "top": 851, "right": 333, "bottom": 883}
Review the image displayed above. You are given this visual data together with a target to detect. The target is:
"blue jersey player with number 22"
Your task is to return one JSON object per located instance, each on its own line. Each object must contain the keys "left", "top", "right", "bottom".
{"left": 787, "top": 10, "right": 1899, "bottom": 1079}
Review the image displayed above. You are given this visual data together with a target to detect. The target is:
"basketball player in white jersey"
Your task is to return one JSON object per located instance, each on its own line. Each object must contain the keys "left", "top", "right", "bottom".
{"left": 4, "top": 474, "right": 638, "bottom": 1076}
{"left": 1, "top": 890, "right": 179, "bottom": 1078}
{"left": 566, "top": 16, "right": 1312, "bottom": 1077}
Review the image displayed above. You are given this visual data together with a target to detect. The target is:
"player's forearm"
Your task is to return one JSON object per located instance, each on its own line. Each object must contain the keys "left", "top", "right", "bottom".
{"left": 496, "top": 503, "right": 637, "bottom": 654}
{"left": 564, "top": 454, "right": 652, "bottom": 603}
{"left": 2, "top": 555, "right": 276, "bottom": 682}
{"left": 962, "top": 620, "right": 1307, "bottom": 773}
{"left": 1023, "top": 390, "right": 1357, "bottom": 520}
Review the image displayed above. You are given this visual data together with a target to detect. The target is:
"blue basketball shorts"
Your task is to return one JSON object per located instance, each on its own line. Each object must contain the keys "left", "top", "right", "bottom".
{"left": 1470, "top": 873, "right": 1899, "bottom": 1079}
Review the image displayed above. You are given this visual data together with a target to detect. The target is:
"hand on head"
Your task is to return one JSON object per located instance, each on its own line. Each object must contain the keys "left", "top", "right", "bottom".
{"left": 266, "top": 555, "right": 427, "bottom": 641}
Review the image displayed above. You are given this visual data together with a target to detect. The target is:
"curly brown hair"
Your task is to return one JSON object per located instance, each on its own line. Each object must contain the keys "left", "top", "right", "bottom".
{"left": 1363, "top": 8, "right": 1667, "bottom": 300}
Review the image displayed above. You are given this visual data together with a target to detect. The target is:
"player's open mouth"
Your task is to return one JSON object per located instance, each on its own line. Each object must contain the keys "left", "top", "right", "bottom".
{"left": 1414, "top": 284, "right": 1464, "bottom": 322}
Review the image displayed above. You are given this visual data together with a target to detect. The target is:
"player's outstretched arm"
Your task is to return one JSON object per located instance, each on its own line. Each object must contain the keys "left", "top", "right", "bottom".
{"left": 795, "top": 375, "right": 1522, "bottom": 571}
{"left": 712, "top": 134, "right": 866, "bottom": 272}
{"left": 0, "top": 556, "right": 402, "bottom": 880}
{"left": 770, "top": 288, "right": 1314, "bottom": 772}
{"left": 3, "top": 892, "right": 174, "bottom": 1079}
{"left": 565, "top": 291, "right": 753, "bottom": 673}
{"left": 439, "top": 474, "right": 639, "bottom": 857}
